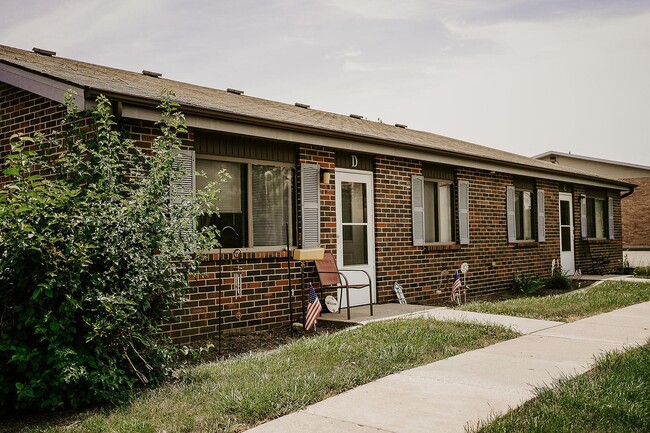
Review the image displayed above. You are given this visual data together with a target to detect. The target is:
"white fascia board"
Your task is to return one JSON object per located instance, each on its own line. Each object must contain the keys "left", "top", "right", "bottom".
{"left": 122, "top": 104, "right": 631, "bottom": 191}
{"left": 0, "top": 63, "right": 85, "bottom": 108}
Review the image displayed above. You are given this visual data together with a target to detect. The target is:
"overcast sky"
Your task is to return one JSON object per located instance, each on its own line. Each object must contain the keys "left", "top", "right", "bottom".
{"left": 3, "top": 0, "right": 650, "bottom": 166}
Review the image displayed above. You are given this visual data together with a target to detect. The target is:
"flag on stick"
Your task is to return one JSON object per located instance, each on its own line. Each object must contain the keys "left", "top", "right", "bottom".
{"left": 305, "top": 283, "right": 322, "bottom": 331}
{"left": 451, "top": 270, "right": 461, "bottom": 301}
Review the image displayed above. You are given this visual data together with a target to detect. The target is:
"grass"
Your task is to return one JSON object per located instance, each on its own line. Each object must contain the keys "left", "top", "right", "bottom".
{"left": 459, "top": 280, "right": 650, "bottom": 322}
{"left": 472, "top": 342, "right": 650, "bottom": 433}
{"left": 21, "top": 319, "right": 518, "bottom": 433}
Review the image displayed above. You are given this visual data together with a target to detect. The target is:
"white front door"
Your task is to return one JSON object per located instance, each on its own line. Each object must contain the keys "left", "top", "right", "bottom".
{"left": 335, "top": 169, "right": 376, "bottom": 308}
{"left": 559, "top": 193, "right": 575, "bottom": 274}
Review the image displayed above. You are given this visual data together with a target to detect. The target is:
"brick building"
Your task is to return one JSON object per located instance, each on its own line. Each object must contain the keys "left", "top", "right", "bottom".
{"left": 1, "top": 45, "right": 634, "bottom": 343}
{"left": 535, "top": 151, "right": 650, "bottom": 250}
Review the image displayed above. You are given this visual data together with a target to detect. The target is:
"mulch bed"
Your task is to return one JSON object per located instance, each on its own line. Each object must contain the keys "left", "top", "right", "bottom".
{"left": 181, "top": 320, "right": 350, "bottom": 364}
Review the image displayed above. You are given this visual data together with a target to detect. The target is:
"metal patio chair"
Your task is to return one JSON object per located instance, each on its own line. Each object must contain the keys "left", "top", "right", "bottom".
{"left": 314, "top": 252, "right": 373, "bottom": 320}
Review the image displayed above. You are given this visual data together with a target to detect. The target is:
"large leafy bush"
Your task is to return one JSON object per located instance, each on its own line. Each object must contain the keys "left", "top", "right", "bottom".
{"left": 0, "top": 93, "right": 219, "bottom": 411}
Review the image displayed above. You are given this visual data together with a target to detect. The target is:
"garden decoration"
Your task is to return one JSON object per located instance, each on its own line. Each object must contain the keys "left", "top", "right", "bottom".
{"left": 218, "top": 226, "right": 240, "bottom": 356}
{"left": 325, "top": 295, "right": 339, "bottom": 312}
{"left": 233, "top": 248, "right": 243, "bottom": 298}
{"left": 393, "top": 282, "right": 407, "bottom": 304}
{"left": 452, "top": 262, "right": 469, "bottom": 305}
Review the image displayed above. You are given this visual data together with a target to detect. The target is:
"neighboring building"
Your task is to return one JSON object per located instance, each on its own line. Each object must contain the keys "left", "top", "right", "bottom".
{"left": 535, "top": 151, "right": 649, "bottom": 250}
{"left": 1, "top": 45, "right": 634, "bottom": 343}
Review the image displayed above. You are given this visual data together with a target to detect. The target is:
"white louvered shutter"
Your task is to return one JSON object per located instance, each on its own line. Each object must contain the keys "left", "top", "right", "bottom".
{"left": 172, "top": 149, "right": 196, "bottom": 251}
{"left": 411, "top": 175, "right": 425, "bottom": 246}
{"left": 506, "top": 185, "right": 516, "bottom": 243}
{"left": 537, "top": 189, "right": 545, "bottom": 242}
{"left": 458, "top": 181, "right": 470, "bottom": 245}
{"left": 300, "top": 163, "right": 320, "bottom": 248}
{"left": 608, "top": 197, "right": 615, "bottom": 240}
{"left": 580, "top": 195, "right": 588, "bottom": 240}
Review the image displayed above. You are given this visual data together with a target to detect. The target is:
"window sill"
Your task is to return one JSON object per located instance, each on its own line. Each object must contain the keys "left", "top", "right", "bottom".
{"left": 510, "top": 240, "right": 538, "bottom": 248}
{"left": 584, "top": 238, "right": 610, "bottom": 244}
{"left": 422, "top": 243, "right": 460, "bottom": 252}
{"left": 206, "top": 246, "right": 293, "bottom": 261}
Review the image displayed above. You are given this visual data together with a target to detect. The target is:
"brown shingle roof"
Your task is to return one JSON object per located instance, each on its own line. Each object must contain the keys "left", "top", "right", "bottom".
{"left": 0, "top": 44, "right": 632, "bottom": 188}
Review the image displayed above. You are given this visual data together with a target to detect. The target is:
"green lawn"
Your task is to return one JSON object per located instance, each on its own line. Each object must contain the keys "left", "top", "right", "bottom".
{"left": 22, "top": 319, "right": 517, "bottom": 433}
{"left": 460, "top": 281, "right": 650, "bottom": 322}
{"left": 472, "top": 342, "right": 650, "bottom": 433}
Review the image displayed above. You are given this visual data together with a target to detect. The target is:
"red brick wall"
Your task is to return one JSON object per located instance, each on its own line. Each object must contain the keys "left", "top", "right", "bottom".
{"left": 621, "top": 177, "right": 650, "bottom": 248}
{"left": 0, "top": 83, "right": 67, "bottom": 184}
{"left": 373, "top": 158, "right": 562, "bottom": 304}
{"left": 160, "top": 250, "right": 300, "bottom": 343}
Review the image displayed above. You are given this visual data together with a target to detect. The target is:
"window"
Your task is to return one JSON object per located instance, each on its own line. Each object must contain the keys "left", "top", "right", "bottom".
{"left": 515, "top": 189, "right": 533, "bottom": 240}
{"left": 580, "top": 192, "right": 614, "bottom": 240}
{"left": 506, "top": 182, "right": 545, "bottom": 243}
{"left": 423, "top": 179, "right": 455, "bottom": 243}
{"left": 412, "top": 173, "right": 463, "bottom": 246}
{"left": 586, "top": 197, "right": 606, "bottom": 238}
{"left": 197, "top": 157, "right": 295, "bottom": 248}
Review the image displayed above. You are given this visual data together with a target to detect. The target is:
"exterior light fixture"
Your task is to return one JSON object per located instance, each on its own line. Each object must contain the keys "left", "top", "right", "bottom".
{"left": 320, "top": 168, "right": 331, "bottom": 184}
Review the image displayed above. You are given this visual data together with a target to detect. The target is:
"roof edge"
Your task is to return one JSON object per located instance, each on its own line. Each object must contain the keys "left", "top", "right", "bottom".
{"left": 533, "top": 150, "right": 650, "bottom": 172}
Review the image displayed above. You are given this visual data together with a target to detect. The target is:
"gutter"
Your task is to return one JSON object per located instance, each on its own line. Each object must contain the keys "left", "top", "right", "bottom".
{"left": 84, "top": 88, "right": 635, "bottom": 191}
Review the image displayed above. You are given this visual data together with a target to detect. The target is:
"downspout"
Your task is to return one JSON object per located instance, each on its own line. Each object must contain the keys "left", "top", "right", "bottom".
{"left": 621, "top": 186, "right": 635, "bottom": 199}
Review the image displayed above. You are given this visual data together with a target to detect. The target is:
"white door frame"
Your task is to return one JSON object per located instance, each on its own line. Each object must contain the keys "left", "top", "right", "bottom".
{"left": 559, "top": 192, "right": 575, "bottom": 274}
{"left": 335, "top": 169, "right": 376, "bottom": 307}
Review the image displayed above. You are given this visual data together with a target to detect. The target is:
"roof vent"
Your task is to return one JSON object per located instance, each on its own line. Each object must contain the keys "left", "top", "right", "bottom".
{"left": 142, "top": 70, "right": 162, "bottom": 78}
{"left": 227, "top": 88, "right": 244, "bottom": 95}
{"left": 32, "top": 47, "right": 56, "bottom": 57}
{"left": 295, "top": 102, "right": 310, "bottom": 109}
{"left": 395, "top": 123, "right": 408, "bottom": 129}
{"left": 349, "top": 113, "right": 363, "bottom": 119}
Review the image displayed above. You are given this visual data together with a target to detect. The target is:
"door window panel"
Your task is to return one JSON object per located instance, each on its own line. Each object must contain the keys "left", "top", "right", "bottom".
{"left": 341, "top": 181, "right": 369, "bottom": 266}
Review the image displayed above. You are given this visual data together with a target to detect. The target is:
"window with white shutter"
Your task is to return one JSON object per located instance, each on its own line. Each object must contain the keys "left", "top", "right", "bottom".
{"left": 458, "top": 181, "right": 470, "bottom": 245}
{"left": 537, "top": 189, "right": 545, "bottom": 242}
{"left": 582, "top": 191, "right": 610, "bottom": 240}
{"left": 608, "top": 197, "right": 615, "bottom": 240}
{"left": 411, "top": 175, "right": 425, "bottom": 246}
{"left": 580, "top": 194, "right": 588, "bottom": 240}
{"left": 172, "top": 149, "right": 196, "bottom": 251}
{"left": 301, "top": 163, "right": 320, "bottom": 248}
{"left": 506, "top": 185, "right": 516, "bottom": 243}
{"left": 508, "top": 181, "right": 543, "bottom": 242}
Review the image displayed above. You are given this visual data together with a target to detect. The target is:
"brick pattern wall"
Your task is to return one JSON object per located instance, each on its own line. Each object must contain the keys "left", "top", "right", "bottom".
{"left": 373, "top": 159, "right": 562, "bottom": 304}
{"left": 0, "top": 83, "right": 67, "bottom": 185}
{"left": 161, "top": 250, "right": 301, "bottom": 343}
{"left": 621, "top": 177, "right": 650, "bottom": 248}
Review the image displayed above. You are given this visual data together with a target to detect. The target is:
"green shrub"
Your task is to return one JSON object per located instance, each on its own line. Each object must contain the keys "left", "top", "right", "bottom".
{"left": 634, "top": 266, "right": 650, "bottom": 277}
{"left": 0, "top": 93, "right": 220, "bottom": 411}
{"left": 545, "top": 265, "right": 572, "bottom": 290}
{"left": 511, "top": 273, "right": 543, "bottom": 294}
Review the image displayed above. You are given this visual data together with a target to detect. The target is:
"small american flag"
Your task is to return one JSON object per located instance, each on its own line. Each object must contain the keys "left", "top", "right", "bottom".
{"left": 451, "top": 270, "right": 461, "bottom": 301}
{"left": 305, "top": 283, "right": 322, "bottom": 331}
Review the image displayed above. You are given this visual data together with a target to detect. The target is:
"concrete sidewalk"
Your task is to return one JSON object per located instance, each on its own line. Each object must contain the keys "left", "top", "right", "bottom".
{"left": 246, "top": 302, "right": 650, "bottom": 433}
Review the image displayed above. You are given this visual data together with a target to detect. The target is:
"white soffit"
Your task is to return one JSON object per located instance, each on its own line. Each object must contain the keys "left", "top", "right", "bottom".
{"left": 0, "top": 63, "right": 85, "bottom": 108}
{"left": 121, "top": 104, "right": 629, "bottom": 191}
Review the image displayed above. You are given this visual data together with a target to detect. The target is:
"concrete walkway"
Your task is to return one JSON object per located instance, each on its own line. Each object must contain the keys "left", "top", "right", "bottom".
{"left": 246, "top": 301, "right": 650, "bottom": 433}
